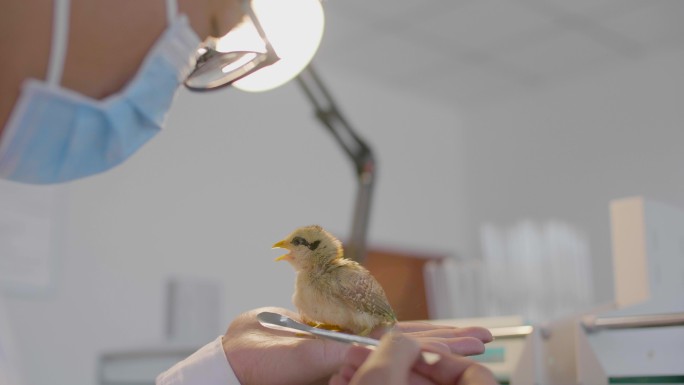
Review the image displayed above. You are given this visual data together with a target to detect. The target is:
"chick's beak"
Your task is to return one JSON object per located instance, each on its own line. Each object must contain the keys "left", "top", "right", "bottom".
{"left": 272, "top": 239, "right": 292, "bottom": 261}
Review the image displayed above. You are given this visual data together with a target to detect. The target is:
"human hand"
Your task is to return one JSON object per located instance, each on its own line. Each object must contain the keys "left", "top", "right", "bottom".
{"left": 222, "top": 307, "right": 493, "bottom": 385}
{"left": 329, "top": 333, "right": 499, "bottom": 385}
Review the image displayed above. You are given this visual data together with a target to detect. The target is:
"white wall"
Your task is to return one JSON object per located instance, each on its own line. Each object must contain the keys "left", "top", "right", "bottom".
{"left": 6, "top": 38, "right": 683, "bottom": 385}
{"left": 460, "top": 47, "right": 684, "bottom": 306}
{"left": 3, "top": 67, "right": 467, "bottom": 385}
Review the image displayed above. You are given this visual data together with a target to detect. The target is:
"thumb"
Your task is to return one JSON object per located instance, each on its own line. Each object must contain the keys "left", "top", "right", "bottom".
{"left": 368, "top": 332, "right": 421, "bottom": 369}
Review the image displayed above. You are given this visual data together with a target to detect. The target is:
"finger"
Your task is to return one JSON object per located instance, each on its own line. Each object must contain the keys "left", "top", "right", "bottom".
{"left": 346, "top": 343, "right": 436, "bottom": 385}
{"left": 407, "top": 371, "right": 440, "bottom": 385}
{"left": 344, "top": 339, "right": 446, "bottom": 385}
{"left": 392, "top": 321, "right": 454, "bottom": 332}
{"left": 339, "top": 364, "right": 357, "bottom": 381}
{"left": 350, "top": 333, "right": 421, "bottom": 385}
{"left": 329, "top": 373, "right": 349, "bottom": 385}
{"left": 331, "top": 364, "right": 359, "bottom": 385}
{"left": 418, "top": 341, "right": 451, "bottom": 355}
{"left": 415, "top": 336, "right": 486, "bottom": 356}
{"left": 341, "top": 346, "right": 373, "bottom": 368}
{"left": 411, "top": 326, "right": 493, "bottom": 343}
{"left": 398, "top": 323, "right": 493, "bottom": 343}
{"left": 460, "top": 364, "right": 499, "bottom": 384}
{"left": 415, "top": 354, "right": 498, "bottom": 385}
{"left": 369, "top": 333, "right": 421, "bottom": 368}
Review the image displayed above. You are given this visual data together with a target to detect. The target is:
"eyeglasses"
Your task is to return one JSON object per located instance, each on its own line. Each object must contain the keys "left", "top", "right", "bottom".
{"left": 184, "top": 0, "right": 280, "bottom": 91}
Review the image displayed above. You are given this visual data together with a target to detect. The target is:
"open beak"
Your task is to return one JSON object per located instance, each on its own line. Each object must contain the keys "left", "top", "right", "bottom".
{"left": 272, "top": 239, "right": 292, "bottom": 261}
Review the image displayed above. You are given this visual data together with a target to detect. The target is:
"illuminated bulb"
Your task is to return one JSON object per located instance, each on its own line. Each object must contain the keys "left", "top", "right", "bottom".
{"left": 217, "top": 0, "right": 325, "bottom": 92}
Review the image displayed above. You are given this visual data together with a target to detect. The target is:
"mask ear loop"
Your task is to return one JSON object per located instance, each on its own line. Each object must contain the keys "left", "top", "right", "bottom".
{"left": 47, "top": 0, "right": 179, "bottom": 89}
{"left": 165, "top": 0, "right": 178, "bottom": 25}
{"left": 46, "top": 0, "right": 70, "bottom": 88}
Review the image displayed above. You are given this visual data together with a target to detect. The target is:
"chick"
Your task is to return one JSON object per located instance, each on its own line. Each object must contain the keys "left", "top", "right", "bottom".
{"left": 273, "top": 225, "right": 397, "bottom": 336}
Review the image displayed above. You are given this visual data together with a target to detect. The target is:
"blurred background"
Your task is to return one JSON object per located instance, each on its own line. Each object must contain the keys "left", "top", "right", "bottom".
{"left": 2, "top": 0, "right": 684, "bottom": 384}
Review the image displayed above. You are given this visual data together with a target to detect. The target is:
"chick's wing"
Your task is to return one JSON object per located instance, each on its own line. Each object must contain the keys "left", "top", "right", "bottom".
{"left": 331, "top": 263, "right": 396, "bottom": 322}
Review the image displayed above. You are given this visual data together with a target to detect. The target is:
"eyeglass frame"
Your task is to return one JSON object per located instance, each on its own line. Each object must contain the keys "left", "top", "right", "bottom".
{"left": 184, "top": 0, "right": 281, "bottom": 92}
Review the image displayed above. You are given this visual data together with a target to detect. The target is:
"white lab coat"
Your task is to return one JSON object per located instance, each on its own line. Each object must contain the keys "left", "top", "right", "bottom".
{"left": 156, "top": 336, "right": 241, "bottom": 385}
{"left": 0, "top": 295, "right": 22, "bottom": 385}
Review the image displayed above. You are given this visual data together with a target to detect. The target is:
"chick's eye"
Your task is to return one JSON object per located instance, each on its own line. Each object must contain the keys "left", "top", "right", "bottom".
{"left": 292, "top": 236, "right": 306, "bottom": 246}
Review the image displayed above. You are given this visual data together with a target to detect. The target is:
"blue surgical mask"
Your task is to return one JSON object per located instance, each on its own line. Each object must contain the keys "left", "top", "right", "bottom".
{"left": 0, "top": 0, "right": 200, "bottom": 184}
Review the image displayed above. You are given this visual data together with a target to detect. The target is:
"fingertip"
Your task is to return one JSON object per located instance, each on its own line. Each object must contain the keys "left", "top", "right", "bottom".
{"left": 483, "top": 329, "right": 494, "bottom": 343}
{"left": 467, "top": 326, "right": 494, "bottom": 343}
{"left": 374, "top": 332, "right": 421, "bottom": 366}
{"left": 450, "top": 337, "right": 486, "bottom": 356}
{"left": 470, "top": 339, "right": 487, "bottom": 356}
{"left": 328, "top": 373, "right": 348, "bottom": 385}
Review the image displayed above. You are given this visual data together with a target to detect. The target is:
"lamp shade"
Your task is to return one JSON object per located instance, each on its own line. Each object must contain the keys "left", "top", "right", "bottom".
{"left": 216, "top": 0, "right": 325, "bottom": 92}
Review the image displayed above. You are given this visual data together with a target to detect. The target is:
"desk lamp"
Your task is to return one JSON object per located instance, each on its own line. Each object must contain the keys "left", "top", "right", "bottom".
{"left": 184, "top": 0, "right": 375, "bottom": 262}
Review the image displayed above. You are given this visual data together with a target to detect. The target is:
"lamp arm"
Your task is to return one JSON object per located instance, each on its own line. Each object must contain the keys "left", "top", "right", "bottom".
{"left": 296, "top": 65, "right": 376, "bottom": 263}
